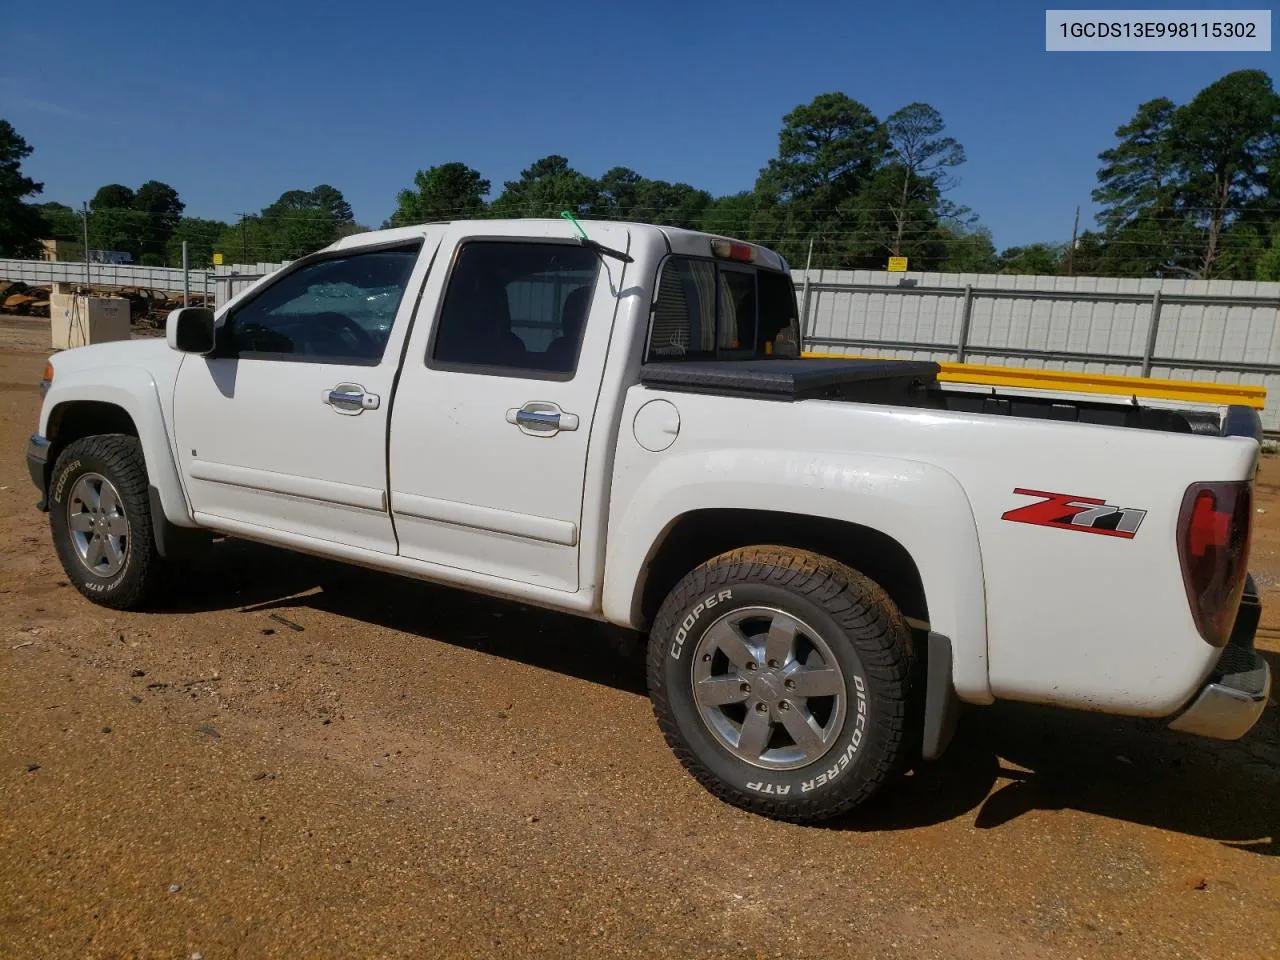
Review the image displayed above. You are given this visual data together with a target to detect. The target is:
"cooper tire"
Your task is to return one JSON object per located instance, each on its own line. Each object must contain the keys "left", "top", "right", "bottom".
{"left": 647, "top": 547, "right": 911, "bottom": 823}
{"left": 48, "top": 434, "right": 158, "bottom": 610}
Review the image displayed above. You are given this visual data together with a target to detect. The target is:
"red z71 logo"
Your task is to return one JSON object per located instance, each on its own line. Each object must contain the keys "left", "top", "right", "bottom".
{"left": 1002, "top": 488, "right": 1147, "bottom": 539}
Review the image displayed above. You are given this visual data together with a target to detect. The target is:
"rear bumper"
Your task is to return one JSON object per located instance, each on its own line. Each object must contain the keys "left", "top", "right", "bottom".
{"left": 1168, "top": 576, "right": 1271, "bottom": 740}
{"left": 27, "top": 433, "right": 50, "bottom": 511}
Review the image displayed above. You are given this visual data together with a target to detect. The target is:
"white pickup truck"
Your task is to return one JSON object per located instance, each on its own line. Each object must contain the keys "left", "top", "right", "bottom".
{"left": 25, "top": 218, "right": 1270, "bottom": 822}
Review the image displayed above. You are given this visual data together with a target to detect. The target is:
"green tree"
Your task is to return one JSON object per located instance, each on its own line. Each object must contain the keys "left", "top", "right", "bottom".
{"left": 88, "top": 206, "right": 148, "bottom": 259}
{"left": 998, "top": 242, "right": 1065, "bottom": 275}
{"left": 34, "top": 202, "right": 81, "bottom": 242}
{"left": 92, "top": 183, "right": 136, "bottom": 210}
{"left": 1257, "top": 241, "right": 1280, "bottom": 281}
{"left": 339, "top": 221, "right": 371, "bottom": 238}
{"left": 310, "top": 183, "right": 354, "bottom": 226}
{"left": 133, "top": 181, "right": 183, "bottom": 222}
{"left": 84, "top": 181, "right": 186, "bottom": 262}
{"left": 756, "top": 93, "right": 886, "bottom": 205}
{"left": 0, "top": 119, "right": 47, "bottom": 258}
{"left": 753, "top": 93, "right": 885, "bottom": 268}
{"left": 132, "top": 180, "right": 185, "bottom": 263}
{"left": 385, "top": 162, "right": 489, "bottom": 226}
{"left": 748, "top": 94, "right": 979, "bottom": 271}
{"left": 214, "top": 216, "right": 273, "bottom": 265}
{"left": 1092, "top": 71, "right": 1280, "bottom": 278}
{"left": 752, "top": 94, "right": 875, "bottom": 268}
{"left": 260, "top": 190, "right": 333, "bottom": 260}
{"left": 1065, "top": 229, "right": 1108, "bottom": 276}
{"left": 596, "top": 167, "right": 711, "bottom": 227}
{"left": 596, "top": 167, "right": 643, "bottom": 217}
{"left": 851, "top": 164, "right": 945, "bottom": 265}
{"left": 1091, "top": 99, "right": 1185, "bottom": 276}
{"left": 1091, "top": 216, "right": 1193, "bottom": 277}
{"left": 697, "top": 191, "right": 762, "bottom": 238}
{"left": 1093, "top": 98, "right": 1177, "bottom": 232}
{"left": 166, "top": 217, "right": 228, "bottom": 268}
{"left": 489, "top": 155, "right": 600, "bottom": 218}
{"left": 883, "top": 103, "right": 965, "bottom": 256}
{"left": 217, "top": 185, "right": 357, "bottom": 262}
{"left": 1170, "top": 69, "right": 1280, "bottom": 277}
{"left": 939, "top": 222, "right": 999, "bottom": 273}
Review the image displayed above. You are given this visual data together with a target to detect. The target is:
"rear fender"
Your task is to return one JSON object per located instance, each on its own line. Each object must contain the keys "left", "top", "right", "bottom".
{"left": 603, "top": 449, "right": 992, "bottom": 704}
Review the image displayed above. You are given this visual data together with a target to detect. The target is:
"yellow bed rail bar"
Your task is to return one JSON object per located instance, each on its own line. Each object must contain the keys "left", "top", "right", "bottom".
{"left": 801, "top": 353, "right": 1267, "bottom": 410}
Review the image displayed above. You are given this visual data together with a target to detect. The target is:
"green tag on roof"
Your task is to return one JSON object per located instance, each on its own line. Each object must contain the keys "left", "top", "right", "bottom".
{"left": 559, "top": 209, "right": 589, "bottom": 241}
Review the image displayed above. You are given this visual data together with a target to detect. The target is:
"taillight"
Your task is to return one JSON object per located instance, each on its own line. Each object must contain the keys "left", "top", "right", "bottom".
{"left": 1177, "top": 481, "right": 1253, "bottom": 646}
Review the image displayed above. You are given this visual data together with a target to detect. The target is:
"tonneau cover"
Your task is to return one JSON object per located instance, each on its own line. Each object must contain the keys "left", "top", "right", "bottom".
{"left": 639, "top": 358, "right": 940, "bottom": 401}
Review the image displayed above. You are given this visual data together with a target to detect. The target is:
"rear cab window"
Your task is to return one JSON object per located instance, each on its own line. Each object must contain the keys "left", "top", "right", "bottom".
{"left": 646, "top": 249, "right": 800, "bottom": 363}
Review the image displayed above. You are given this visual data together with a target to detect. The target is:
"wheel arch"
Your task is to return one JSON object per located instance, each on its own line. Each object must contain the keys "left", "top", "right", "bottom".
{"left": 41, "top": 373, "right": 193, "bottom": 530}
{"left": 45, "top": 400, "right": 140, "bottom": 470}
{"left": 636, "top": 509, "right": 930, "bottom": 633}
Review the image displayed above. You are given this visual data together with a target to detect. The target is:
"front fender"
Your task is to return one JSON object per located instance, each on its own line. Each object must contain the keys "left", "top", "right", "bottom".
{"left": 41, "top": 366, "right": 193, "bottom": 528}
{"left": 603, "top": 448, "right": 992, "bottom": 704}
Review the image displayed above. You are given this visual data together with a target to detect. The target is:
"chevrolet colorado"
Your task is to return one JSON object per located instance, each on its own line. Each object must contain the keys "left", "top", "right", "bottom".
{"left": 26, "top": 218, "right": 1271, "bottom": 822}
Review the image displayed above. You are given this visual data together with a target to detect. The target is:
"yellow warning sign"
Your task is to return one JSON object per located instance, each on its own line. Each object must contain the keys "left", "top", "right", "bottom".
{"left": 887, "top": 256, "right": 908, "bottom": 272}
{"left": 212, "top": 252, "right": 224, "bottom": 266}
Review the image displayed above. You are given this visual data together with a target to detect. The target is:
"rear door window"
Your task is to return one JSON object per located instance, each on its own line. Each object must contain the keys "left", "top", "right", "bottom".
{"left": 429, "top": 241, "right": 600, "bottom": 378}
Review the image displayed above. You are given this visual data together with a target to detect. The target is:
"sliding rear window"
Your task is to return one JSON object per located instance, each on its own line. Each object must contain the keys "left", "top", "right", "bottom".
{"left": 646, "top": 257, "right": 800, "bottom": 362}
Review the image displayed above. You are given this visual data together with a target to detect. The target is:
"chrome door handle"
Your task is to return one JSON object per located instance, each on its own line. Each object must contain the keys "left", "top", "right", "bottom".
{"left": 516, "top": 409, "right": 560, "bottom": 428}
{"left": 506, "top": 402, "right": 579, "bottom": 436}
{"left": 322, "top": 383, "right": 380, "bottom": 415}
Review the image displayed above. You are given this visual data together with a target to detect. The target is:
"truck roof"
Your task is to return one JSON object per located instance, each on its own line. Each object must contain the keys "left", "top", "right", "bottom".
{"left": 330, "top": 219, "right": 790, "bottom": 272}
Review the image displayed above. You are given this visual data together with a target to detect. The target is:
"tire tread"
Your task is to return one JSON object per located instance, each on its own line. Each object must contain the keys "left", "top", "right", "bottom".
{"left": 647, "top": 546, "right": 911, "bottom": 824}
{"left": 49, "top": 434, "right": 158, "bottom": 610}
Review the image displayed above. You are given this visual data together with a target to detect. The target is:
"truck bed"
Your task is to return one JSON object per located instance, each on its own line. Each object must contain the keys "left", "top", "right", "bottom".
{"left": 638, "top": 358, "right": 1262, "bottom": 440}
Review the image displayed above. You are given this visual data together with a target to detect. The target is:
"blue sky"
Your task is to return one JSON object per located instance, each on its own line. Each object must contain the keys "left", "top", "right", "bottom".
{"left": 2, "top": 0, "right": 1274, "bottom": 249}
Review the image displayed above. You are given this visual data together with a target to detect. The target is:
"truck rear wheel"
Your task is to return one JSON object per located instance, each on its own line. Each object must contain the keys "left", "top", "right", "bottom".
{"left": 647, "top": 546, "right": 911, "bottom": 823}
{"left": 48, "top": 434, "right": 159, "bottom": 610}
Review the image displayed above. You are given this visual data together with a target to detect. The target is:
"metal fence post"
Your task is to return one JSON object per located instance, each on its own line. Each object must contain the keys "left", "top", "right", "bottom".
{"left": 797, "top": 238, "right": 814, "bottom": 352}
{"left": 81, "top": 202, "right": 90, "bottom": 288}
{"left": 182, "top": 242, "right": 190, "bottom": 307}
{"left": 956, "top": 285, "right": 975, "bottom": 363}
{"left": 799, "top": 272, "right": 814, "bottom": 350}
{"left": 1141, "top": 290, "right": 1163, "bottom": 377}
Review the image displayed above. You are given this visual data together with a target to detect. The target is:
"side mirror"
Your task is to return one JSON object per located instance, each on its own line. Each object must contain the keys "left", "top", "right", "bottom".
{"left": 166, "top": 307, "right": 216, "bottom": 355}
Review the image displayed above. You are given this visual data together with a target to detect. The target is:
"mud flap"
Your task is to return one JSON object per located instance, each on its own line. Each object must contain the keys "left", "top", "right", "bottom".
{"left": 922, "top": 631, "right": 961, "bottom": 761}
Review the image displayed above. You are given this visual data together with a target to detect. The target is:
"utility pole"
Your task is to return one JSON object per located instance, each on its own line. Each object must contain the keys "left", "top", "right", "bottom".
{"left": 81, "top": 201, "right": 90, "bottom": 286}
{"left": 1067, "top": 205, "right": 1080, "bottom": 276}
{"left": 238, "top": 212, "right": 248, "bottom": 264}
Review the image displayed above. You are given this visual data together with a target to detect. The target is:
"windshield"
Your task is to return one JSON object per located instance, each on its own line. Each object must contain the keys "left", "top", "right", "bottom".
{"left": 646, "top": 257, "right": 800, "bottom": 362}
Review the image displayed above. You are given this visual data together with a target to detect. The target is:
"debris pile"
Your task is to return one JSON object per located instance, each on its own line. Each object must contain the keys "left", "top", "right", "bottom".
{"left": 0, "top": 281, "right": 50, "bottom": 317}
{"left": 0, "top": 280, "right": 211, "bottom": 327}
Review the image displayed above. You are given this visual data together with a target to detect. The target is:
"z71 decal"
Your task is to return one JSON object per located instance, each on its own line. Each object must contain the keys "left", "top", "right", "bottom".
{"left": 1002, "top": 488, "right": 1147, "bottom": 539}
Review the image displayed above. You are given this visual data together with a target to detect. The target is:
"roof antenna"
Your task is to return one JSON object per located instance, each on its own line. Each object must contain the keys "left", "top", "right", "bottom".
{"left": 559, "top": 209, "right": 634, "bottom": 264}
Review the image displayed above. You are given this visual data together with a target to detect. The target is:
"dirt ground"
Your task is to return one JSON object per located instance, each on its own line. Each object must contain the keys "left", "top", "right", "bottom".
{"left": 0, "top": 323, "right": 1277, "bottom": 960}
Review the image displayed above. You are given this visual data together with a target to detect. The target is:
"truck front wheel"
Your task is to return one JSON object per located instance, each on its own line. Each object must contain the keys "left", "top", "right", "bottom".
{"left": 647, "top": 546, "right": 912, "bottom": 823}
{"left": 48, "top": 434, "right": 159, "bottom": 610}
